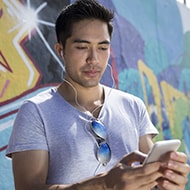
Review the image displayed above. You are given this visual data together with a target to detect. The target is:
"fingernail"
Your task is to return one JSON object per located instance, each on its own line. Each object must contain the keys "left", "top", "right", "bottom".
{"left": 168, "top": 161, "right": 177, "bottom": 170}
{"left": 166, "top": 171, "right": 175, "bottom": 179}
{"left": 163, "top": 180, "right": 169, "bottom": 188}
{"left": 171, "top": 151, "right": 177, "bottom": 158}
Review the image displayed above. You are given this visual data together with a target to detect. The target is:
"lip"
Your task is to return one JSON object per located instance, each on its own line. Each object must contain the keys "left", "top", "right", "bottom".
{"left": 83, "top": 70, "right": 99, "bottom": 78}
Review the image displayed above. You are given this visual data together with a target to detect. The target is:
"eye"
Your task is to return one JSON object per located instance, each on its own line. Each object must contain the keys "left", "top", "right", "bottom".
{"left": 98, "top": 46, "right": 109, "bottom": 51}
{"left": 76, "top": 46, "right": 88, "bottom": 50}
{"left": 100, "top": 47, "right": 108, "bottom": 51}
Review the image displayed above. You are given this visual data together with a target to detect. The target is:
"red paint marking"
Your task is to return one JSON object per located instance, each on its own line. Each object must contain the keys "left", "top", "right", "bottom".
{"left": 0, "top": 83, "right": 58, "bottom": 106}
{"left": 0, "top": 80, "right": 10, "bottom": 98}
{"left": 0, "top": 145, "right": 7, "bottom": 152}
{"left": 0, "top": 51, "right": 13, "bottom": 73}
{"left": 110, "top": 49, "right": 119, "bottom": 89}
{"left": 0, "top": 9, "right": 3, "bottom": 18}
{"left": 0, "top": 109, "right": 18, "bottom": 120}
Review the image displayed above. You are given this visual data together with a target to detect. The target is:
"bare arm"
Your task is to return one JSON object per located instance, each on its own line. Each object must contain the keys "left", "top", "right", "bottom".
{"left": 12, "top": 150, "right": 163, "bottom": 190}
{"left": 139, "top": 135, "right": 190, "bottom": 190}
{"left": 12, "top": 150, "right": 58, "bottom": 190}
{"left": 12, "top": 150, "right": 106, "bottom": 190}
{"left": 139, "top": 134, "right": 154, "bottom": 154}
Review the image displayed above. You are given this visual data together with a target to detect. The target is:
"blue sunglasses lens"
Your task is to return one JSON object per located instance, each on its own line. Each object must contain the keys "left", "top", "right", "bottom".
{"left": 90, "top": 120, "right": 111, "bottom": 165}
{"left": 91, "top": 120, "right": 107, "bottom": 139}
{"left": 97, "top": 143, "right": 111, "bottom": 166}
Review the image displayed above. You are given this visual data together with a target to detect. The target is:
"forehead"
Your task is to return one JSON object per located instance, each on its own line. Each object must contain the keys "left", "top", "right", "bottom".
{"left": 70, "top": 19, "right": 110, "bottom": 42}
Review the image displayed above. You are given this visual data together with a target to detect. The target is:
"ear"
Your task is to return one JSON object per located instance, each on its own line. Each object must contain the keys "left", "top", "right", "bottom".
{"left": 54, "top": 43, "right": 64, "bottom": 58}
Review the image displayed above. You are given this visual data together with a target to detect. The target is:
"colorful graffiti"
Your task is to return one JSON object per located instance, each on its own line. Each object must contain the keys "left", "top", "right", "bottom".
{"left": 0, "top": 0, "right": 190, "bottom": 189}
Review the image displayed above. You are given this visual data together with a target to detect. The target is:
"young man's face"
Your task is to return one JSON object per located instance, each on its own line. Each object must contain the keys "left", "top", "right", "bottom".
{"left": 62, "top": 19, "right": 111, "bottom": 88}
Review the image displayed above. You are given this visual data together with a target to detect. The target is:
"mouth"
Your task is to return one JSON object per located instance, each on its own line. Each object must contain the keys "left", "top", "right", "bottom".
{"left": 83, "top": 70, "right": 100, "bottom": 78}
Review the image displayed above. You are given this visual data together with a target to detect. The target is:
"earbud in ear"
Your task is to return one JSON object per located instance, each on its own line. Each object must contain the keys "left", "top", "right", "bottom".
{"left": 61, "top": 51, "right": 63, "bottom": 58}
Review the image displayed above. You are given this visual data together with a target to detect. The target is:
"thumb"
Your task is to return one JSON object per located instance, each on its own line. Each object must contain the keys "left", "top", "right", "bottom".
{"left": 120, "top": 151, "right": 147, "bottom": 166}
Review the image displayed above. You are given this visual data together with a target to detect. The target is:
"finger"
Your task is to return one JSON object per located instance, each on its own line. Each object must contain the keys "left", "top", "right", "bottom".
{"left": 160, "top": 151, "right": 188, "bottom": 164}
{"left": 119, "top": 151, "right": 147, "bottom": 166}
{"left": 122, "top": 162, "right": 162, "bottom": 179}
{"left": 159, "top": 178, "right": 186, "bottom": 190}
{"left": 161, "top": 160, "right": 190, "bottom": 177}
{"left": 170, "top": 151, "right": 188, "bottom": 163}
{"left": 122, "top": 168, "right": 161, "bottom": 189}
{"left": 140, "top": 181, "right": 158, "bottom": 190}
{"left": 164, "top": 169, "right": 189, "bottom": 185}
{"left": 124, "top": 180, "right": 158, "bottom": 190}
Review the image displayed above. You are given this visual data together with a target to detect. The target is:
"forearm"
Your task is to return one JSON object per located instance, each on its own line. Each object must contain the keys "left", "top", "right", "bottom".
{"left": 28, "top": 173, "right": 107, "bottom": 190}
{"left": 55, "top": 174, "right": 106, "bottom": 190}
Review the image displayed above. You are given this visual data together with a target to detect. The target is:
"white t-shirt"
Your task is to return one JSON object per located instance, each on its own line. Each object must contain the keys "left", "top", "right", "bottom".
{"left": 6, "top": 85, "right": 158, "bottom": 184}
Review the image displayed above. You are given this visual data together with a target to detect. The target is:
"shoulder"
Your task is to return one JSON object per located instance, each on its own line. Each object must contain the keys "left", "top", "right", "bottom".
{"left": 29, "top": 87, "right": 57, "bottom": 103}
{"left": 19, "top": 87, "right": 58, "bottom": 112}
{"left": 104, "top": 85, "right": 144, "bottom": 105}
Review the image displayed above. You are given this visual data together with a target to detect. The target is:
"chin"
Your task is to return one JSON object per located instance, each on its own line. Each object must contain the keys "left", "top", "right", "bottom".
{"left": 83, "top": 80, "right": 100, "bottom": 88}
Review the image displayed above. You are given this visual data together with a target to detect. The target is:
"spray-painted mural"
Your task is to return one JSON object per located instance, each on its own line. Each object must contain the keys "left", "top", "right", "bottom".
{"left": 0, "top": 0, "right": 190, "bottom": 189}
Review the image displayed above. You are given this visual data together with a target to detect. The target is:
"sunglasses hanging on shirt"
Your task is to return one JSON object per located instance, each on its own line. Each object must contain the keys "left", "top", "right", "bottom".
{"left": 90, "top": 119, "right": 111, "bottom": 166}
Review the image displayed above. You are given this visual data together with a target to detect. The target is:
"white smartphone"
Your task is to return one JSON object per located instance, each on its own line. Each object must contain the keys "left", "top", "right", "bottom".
{"left": 143, "top": 139, "right": 181, "bottom": 164}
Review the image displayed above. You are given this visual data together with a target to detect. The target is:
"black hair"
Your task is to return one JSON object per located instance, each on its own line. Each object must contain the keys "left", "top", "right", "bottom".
{"left": 55, "top": 0, "right": 114, "bottom": 47}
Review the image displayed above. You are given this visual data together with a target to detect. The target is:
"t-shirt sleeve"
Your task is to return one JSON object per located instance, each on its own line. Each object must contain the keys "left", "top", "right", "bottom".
{"left": 6, "top": 101, "right": 48, "bottom": 157}
{"left": 137, "top": 98, "right": 159, "bottom": 137}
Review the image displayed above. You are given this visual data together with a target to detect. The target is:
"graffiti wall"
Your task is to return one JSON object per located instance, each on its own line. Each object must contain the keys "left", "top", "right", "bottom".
{"left": 0, "top": 0, "right": 190, "bottom": 189}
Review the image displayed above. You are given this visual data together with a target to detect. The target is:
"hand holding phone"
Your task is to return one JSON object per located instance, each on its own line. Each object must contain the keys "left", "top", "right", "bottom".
{"left": 143, "top": 139, "right": 181, "bottom": 164}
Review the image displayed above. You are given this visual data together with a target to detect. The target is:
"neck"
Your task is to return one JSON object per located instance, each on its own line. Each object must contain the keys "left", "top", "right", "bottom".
{"left": 58, "top": 80, "right": 104, "bottom": 117}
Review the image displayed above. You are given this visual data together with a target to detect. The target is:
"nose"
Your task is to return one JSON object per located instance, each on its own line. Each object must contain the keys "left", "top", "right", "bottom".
{"left": 86, "top": 48, "right": 99, "bottom": 65}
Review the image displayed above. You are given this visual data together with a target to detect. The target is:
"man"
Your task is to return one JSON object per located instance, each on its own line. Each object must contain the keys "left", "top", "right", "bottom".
{"left": 6, "top": 0, "right": 189, "bottom": 189}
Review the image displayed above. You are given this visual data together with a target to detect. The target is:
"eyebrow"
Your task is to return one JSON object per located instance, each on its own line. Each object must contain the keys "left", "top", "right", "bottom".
{"left": 73, "top": 39, "right": 110, "bottom": 45}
